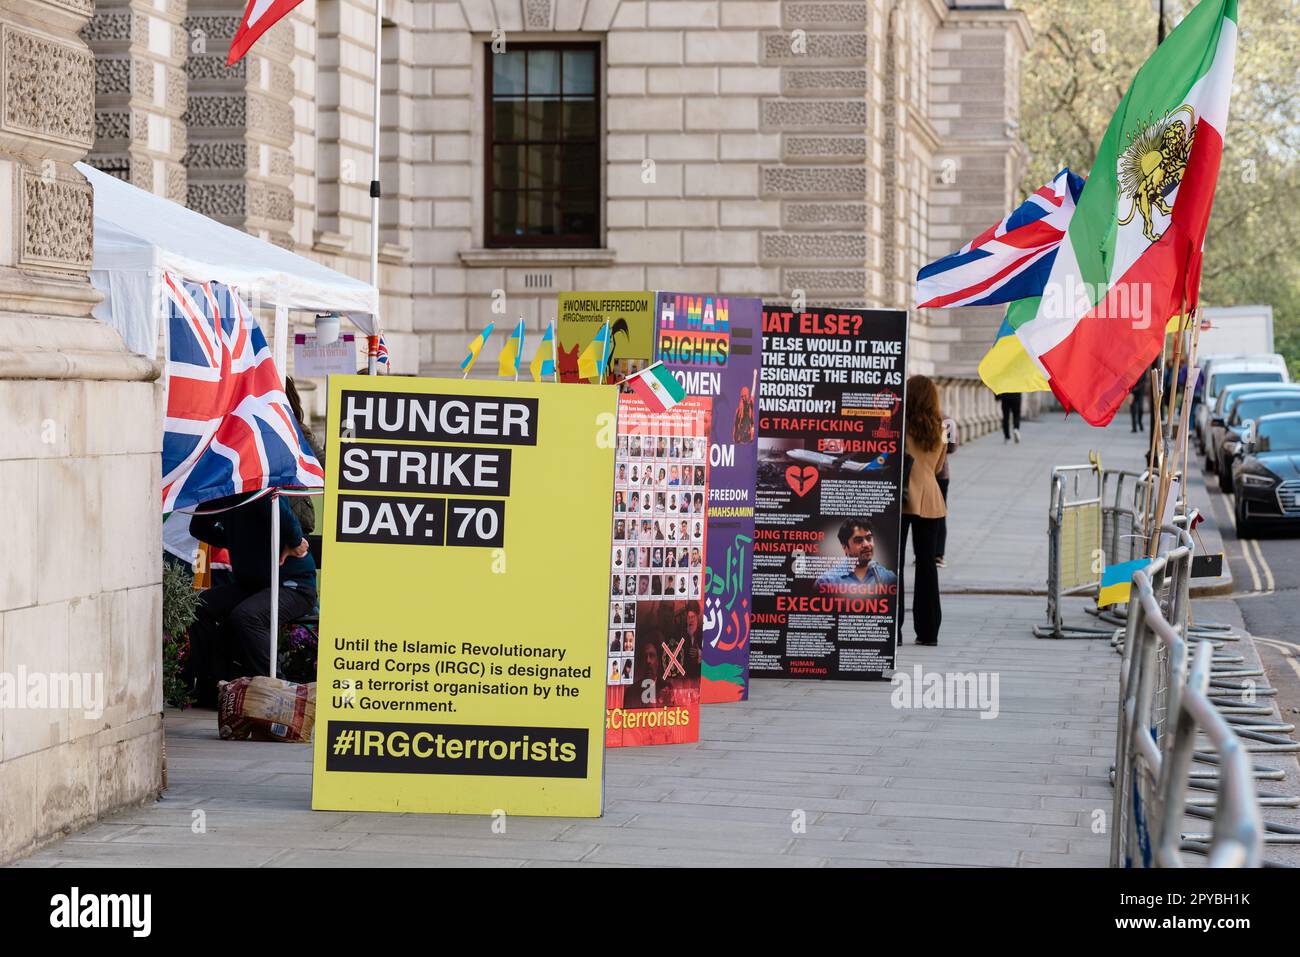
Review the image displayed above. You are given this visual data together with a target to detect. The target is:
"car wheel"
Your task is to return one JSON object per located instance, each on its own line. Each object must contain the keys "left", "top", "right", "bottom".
{"left": 1235, "top": 497, "right": 1257, "bottom": 539}
{"left": 1217, "top": 464, "right": 1233, "bottom": 494}
{"left": 1211, "top": 462, "right": 1232, "bottom": 496}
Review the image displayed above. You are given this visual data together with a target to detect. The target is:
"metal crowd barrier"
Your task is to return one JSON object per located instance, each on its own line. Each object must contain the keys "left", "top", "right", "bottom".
{"left": 1100, "top": 469, "right": 1150, "bottom": 569}
{"left": 1098, "top": 495, "right": 1239, "bottom": 645}
{"left": 1110, "top": 528, "right": 1300, "bottom": 867}
{"left": 1092, "top": 469, "right": 1151, "bottom": 625}
{"left": 1157, "top": 642, "right": 1264, "bottom": 866}
{"left": 1034, "top": 461, "right": 1113, "bottom": 639}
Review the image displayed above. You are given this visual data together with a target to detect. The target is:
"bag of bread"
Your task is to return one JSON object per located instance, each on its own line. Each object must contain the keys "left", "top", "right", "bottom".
{"left": 217, "top": 676, "right": 316, "bottom": 743}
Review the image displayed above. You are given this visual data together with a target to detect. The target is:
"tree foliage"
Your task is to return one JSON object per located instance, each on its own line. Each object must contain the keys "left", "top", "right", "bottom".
{"left": 1018, "top": 0, "right": 1300, "bottom": 370}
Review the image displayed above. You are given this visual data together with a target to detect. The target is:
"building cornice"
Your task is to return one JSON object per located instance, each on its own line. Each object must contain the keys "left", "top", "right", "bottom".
{"left": 458, "top": 248, "right": 618, "bottom": 268}
{"left": 942, "top": 7, "right": 1034, "bottom": 52}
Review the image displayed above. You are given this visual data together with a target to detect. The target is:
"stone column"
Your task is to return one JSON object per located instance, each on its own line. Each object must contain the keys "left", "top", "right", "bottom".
{"left": 760, "top": 1, "right": 874, "bottom": 306}
{"left": 183, "top": 0, "right": 295, "bottom": 245}
{"left": 0, "top": 0, "right": 163, "bottom": 864}
{"left": 83, "top": 0, "right": 189, "bottom": 201}
{"left": 920, "top": 0, "right": 1031, "bottom": 438}
{"left": 311, "top": 0, "right": 418, "bottom": 373}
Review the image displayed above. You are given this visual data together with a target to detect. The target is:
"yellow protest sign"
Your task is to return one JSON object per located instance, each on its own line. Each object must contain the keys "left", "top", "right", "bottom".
{"left": 311, "top": 375, "right": 616, "bottom": 817}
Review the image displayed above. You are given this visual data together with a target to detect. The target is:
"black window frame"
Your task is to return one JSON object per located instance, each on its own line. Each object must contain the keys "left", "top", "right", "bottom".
{"left": 484, "top": 41, "right": 602, "bottom": 249}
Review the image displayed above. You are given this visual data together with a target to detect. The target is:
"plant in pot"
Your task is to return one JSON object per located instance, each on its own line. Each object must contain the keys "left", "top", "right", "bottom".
{"left": 162, "top": 560, "right": 203, "bottom": 709}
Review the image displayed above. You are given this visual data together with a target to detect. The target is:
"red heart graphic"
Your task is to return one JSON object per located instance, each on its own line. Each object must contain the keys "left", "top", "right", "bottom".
{"left": 785, "top": 465, "right": 818, "bottom": 497}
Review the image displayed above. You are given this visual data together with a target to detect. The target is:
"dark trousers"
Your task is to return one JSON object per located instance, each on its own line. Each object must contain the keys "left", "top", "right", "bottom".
{"left": 1130, "top": 391, "right": 1145, "bottom": 431}
{"left": 187, "top": 582, "right": 315, "bottom": 705}
{"left": 1000, "top": 393, "right": 1022, "bottom": 439}
{"left": 936, "top": 477, "right": 950, "bottom": 557}
{"left": 899, "top": 514, "right": 943, "bottom": 644}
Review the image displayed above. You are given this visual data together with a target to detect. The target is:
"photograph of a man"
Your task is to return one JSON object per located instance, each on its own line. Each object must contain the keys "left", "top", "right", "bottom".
{"left": 678, "top": 600, "right": 703, "bottom": 674}
{"left": 816, "top": 518, "right": 897, "bottom": 589}
{"left": 733, "top": 384, "right": 756, "bottom": 443}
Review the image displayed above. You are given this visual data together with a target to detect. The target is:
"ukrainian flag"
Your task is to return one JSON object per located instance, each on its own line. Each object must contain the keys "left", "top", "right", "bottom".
{"left": 460, "top": 321, "right": 494, "bottom": 374}
{"left": 978, "top": 299, "right": 1050, "bottom": 395}
{"left": 578, "top": 320, "right": 610, "bottom": 381}
{"left": 498, "top": 318, "right": 525, "bottom": 377}
{"left": 1098, "top": 558, "right": 1153, "bottom": 607}
{"left": 978, "top": 302, "right": 1188, "bottom": 396}
{"left": 530, "top": 320, "right": 556, "bottom": 381}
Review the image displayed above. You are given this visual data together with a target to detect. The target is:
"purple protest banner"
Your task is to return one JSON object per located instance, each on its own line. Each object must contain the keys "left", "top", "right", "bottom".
{"left": 654, "top": 292, "right": 763, "bottom": 702}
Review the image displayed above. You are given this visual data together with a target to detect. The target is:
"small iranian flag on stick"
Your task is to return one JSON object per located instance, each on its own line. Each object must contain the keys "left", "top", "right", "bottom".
{"left": 627, "top": 362, "right": 686, "bottom": 412}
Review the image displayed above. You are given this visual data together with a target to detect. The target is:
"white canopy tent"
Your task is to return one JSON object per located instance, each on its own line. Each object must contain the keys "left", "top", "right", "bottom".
{"left": 78, "top": 161, "right": 380, "bottom": 365}
{"left": 80, "top": 162, "right": 380, "bottom": 681}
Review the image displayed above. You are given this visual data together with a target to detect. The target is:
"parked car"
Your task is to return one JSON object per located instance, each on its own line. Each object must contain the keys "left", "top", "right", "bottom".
{"left": 1204, "top": 382, "right": 1300, "bottom": 474}
{"left": 1232, "top": 412, "right": 1300, "bottom": 537}
{"left": 1215, "top": 391, "right": 1300, "bottom": 492}
{"left": 1196, "top": 355, "right": 1290, "bottom": 452}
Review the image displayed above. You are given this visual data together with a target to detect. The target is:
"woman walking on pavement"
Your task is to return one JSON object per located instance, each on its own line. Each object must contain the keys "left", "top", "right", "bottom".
{"left": 899, "top": 375, "right": 947, "bottom": 645}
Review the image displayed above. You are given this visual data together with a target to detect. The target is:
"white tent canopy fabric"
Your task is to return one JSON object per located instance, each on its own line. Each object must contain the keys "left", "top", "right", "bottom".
{"left": 78, "top": 162, "right": 380, "bottom": 356}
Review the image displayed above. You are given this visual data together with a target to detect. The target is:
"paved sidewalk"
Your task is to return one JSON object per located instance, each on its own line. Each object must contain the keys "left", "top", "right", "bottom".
{"left": 17, "top": 411, "right": 1160, "bottom": 868}
{"left": 940, "top": 409, "right": 1147, "bottom": 593}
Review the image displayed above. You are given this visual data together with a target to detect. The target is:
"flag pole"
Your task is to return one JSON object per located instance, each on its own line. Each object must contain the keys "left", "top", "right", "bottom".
{"left": 551, "top": 319, "right": 559, "bottom": 384}
{"left": 1178, "top": 315, "right": 1202, "bottom": 518}
{"left": 269, "top": 491, "right": 280, "bottom": 679}
{"left": 1142, "top": 367, "right": 1163, "bottom": 549}
{"left": 366, "top": 0, "right": 384, "bottom": 375}
{"left": 599, "top": 318, "right": 611, "bottom": 385}
{"left": 1148, "top": 313, "right": 1194, "bottom": 557}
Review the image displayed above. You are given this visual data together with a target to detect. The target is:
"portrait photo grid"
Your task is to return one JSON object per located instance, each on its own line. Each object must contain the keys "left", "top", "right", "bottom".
{"left": 609, "top": 431, "right": 709, "bottom": 686}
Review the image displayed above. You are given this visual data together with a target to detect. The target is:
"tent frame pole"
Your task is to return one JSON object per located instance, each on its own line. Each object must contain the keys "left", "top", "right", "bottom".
{"left": 269, "top": 493, "right": 280, "bottom": 680}
{"left": 273, "top": 303, "right": 289, "bottom": 377}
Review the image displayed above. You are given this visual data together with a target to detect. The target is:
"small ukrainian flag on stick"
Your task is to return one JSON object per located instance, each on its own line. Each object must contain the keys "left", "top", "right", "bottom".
{"left": 460, "top": 321, "right": 494, "bottom": 378}
{"left": 498, "top": 318, "right": 525, "bottom": 379}
{"left": 530, "top": 319, "right": 556, "bottom": 382}
{"left": 577, "top": 320, "right": 610, "bottom": 382}
{"left": 1098, "top": 558, "right": 1153, "bottom": 608}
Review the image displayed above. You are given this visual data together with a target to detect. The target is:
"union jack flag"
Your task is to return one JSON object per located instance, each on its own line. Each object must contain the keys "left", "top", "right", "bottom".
{"left": 916, "top": 168, "right": 1086, "bottom": 310}
{"left": 163, "top": 274, "right": 323, "bottom": 512}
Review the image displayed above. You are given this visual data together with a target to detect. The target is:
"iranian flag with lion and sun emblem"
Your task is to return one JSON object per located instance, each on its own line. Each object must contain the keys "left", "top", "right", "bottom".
{"left": 1013, "top": 0, "right": 1238, "bottom": 426}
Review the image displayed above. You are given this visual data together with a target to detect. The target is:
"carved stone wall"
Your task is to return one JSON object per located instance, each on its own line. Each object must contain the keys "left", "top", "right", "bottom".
{"left": 0, "top": 0, "right": 163, "bottom": 865}
{"left": 3, "top": 24, "right": 97, "bottom": 148}
{"left": 19, "top": 165, "right": 94, "bottom": 274}
{"left": 82, "top": 0, "right": 188, "bottom": 202}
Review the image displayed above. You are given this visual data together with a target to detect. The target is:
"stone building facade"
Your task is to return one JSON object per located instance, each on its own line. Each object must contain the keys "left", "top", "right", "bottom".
{"left": 83, "top": 0, "right": 1032, "bottom": 436}
{"left": 0, "top": 0, "right": 1031, "bottom": 862}
{"left": 0, "top": 0, "right": 162, "bottom": 863}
